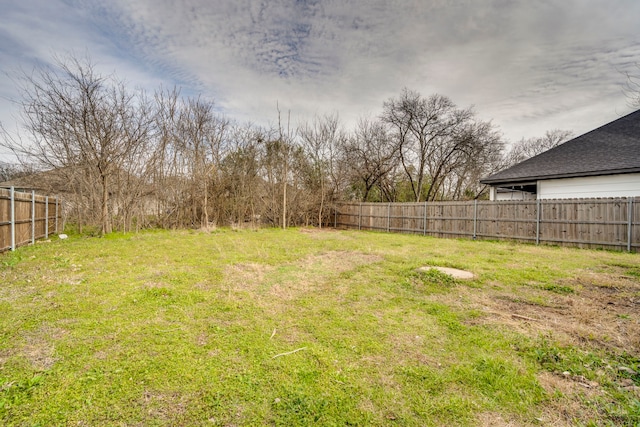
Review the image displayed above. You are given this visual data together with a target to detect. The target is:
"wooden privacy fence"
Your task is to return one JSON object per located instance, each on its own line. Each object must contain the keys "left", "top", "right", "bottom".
{"left": 335, "top": 198, "right": 640, "bottom": 252}
{"left": 0, "top": 187, "right": 62, "bottom": 253}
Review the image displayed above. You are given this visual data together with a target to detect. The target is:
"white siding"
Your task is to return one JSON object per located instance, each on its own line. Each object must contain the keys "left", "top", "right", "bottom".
{"left": 538, "top": 173, "right": 640, "bottom": 199}
{"left": 494, "top": 189, "right": 536, "bottom": 201}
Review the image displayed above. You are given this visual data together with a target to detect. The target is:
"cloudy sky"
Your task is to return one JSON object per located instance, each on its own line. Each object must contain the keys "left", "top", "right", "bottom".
{"left": 1, "top": 0, "right": 640, "bottom": 161}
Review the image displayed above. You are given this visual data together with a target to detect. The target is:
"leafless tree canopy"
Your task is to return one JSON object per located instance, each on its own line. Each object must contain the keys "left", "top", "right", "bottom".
{"left": 2, "top": 56, "right": 570, "bottom": 233}
{"left": 624, "top": 63, "right": 640, "bottom": 108}
{"left": 505, "top": 129, "right": 573, "bottom": 167}
{"left": 0, "top": 56, "right": 154, "bottom": 234}
{"left": 341, "top": 118, "right": 399, "bottom": 202}
{"left": 381, "top": 89, "right": 505, "bottom": 201}
{"left": 0, "top": 162, "right": 33, "bottom": 182}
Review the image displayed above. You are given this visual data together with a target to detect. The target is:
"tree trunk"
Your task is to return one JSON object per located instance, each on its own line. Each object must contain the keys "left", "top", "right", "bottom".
{"left": 101, "top": 174, "right": 110, "bottom": 235}
{"left": 318, "top": 178, "right": 324, "bottom": 228}
{"left": 202, "top": 176, "right": 209, "bottom": 229}
{"left": 282, "top": 157, "right": 287, "bottom": 229}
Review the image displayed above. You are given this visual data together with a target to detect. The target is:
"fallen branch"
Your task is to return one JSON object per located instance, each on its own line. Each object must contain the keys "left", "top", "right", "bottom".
{"left": 511, "top": 314, "right": 537, "bottom": 322}
{"left": 272, "top": 347, "right": 307, "bottom": 359}
{"left": 270, "top": 329, "right": 276, "bottom": 340}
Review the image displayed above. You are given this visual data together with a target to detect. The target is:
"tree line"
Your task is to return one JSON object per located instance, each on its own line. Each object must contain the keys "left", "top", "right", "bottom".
{"left": 0, "top": 56, "right": 571, "bottom": 234}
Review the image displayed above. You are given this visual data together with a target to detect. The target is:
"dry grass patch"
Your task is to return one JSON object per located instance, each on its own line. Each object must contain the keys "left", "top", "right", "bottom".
{"left": 429, "top": 262, "right": 640, "bottom": 426}
{"left": 139, "top": 389, "right": 189, "bottom": 421}
{"left": 224, "top": 250, "right": 382, "bottom": 304}
{"left": 536, "top": 371, "right": 608, "bottom": 426}
{"left": 20, "top": 326, "right": 66, "bottom": 371}
{"left": 298, "top": 227, "right": 350, "bottom": 240}
{"left": 297, "top": 250, "right": 382, "bottom": 272}
{"left": 224, "top": 262, "right": 275, "bottom": 291}
{"left": 436, "top": 269, "right": 640, "bottom": 356}
{"left": 476, "top": 411, "right": 523, "bottom": 427}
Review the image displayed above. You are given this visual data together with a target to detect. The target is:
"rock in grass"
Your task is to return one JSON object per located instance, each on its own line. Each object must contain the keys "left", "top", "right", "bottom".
{"left": 417, "top": 266, "right": 474, "bottom": 280}
{"left": 618, "top": 366, "right": 637, "bottom": 375}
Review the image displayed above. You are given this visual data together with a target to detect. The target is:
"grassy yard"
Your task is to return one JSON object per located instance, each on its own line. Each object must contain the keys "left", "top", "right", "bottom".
{"left": 0, "top": 228, "right": 639, "bottom": 426}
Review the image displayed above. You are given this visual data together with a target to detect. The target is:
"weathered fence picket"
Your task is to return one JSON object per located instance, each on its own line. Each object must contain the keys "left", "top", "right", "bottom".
{"left": 335, "top": 198, "right": 640, "bottom": 252}
{"left": 0, "top": 187, "right": 62, "bottom": 253}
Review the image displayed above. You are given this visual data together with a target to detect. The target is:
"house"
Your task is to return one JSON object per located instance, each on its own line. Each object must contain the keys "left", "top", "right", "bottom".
{"left": 0, "top": 166, "right": 75, "bottom": 195}
{"left": 0, "top": 165, "right": 159, "bottom": 218}
{"left": 481, "top": 109, "right": 640, "bottom": 200}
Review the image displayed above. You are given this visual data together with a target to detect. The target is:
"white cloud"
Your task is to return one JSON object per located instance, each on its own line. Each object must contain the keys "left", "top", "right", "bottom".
{"left": 1, "top": 0, "right": 640, "bottom": 160}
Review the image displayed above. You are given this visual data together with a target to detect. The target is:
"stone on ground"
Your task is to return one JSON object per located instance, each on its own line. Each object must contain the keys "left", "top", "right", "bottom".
{"left": 417, "top": 266, "right": 474, "bottom": 280}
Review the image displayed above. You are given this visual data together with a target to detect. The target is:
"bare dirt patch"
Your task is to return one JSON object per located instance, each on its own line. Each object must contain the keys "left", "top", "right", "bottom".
{"left": 438, "top": 270, "right": 640, "bottom": 356}
{"left": 432, "top": 267, "right": 640, "bottom": 426}
{"left": 537, "top": 371, "right": 603, "bottom": 399}
{"left": 535, "top": 371, "right": 606, "bottom": 426}
{"left": 476, "top": 412, "right": 523, "bottom": 427}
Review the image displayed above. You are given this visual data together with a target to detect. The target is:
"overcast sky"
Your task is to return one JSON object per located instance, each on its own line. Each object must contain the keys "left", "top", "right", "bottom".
{"left": 1, "top": 0, "right": 640, "bottom": 161}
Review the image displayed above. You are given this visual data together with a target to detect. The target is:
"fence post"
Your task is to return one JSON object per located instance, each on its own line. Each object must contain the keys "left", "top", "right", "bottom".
{"left": 423, "top": 201, "right": 427, "bottom": 236}
{"left": 358, "top": 203, "right": 362, "bottom": 230}
{"left": 536, "top": 198, "right": 541, "bottom": 245}
{"left": 31, "top": 190, "right": 36, "bottom": 245}
{"left": 473, "top": 199, "right": 478, "bottom": 240}
{"left": 628, "top": 199, "right": 633, "bottom": 252}
{"left": 45, "top": 196, "right": 49, "bottom": 239}
{"left": 334, "top": 205, "right": 337, "bottom": 228}
{"left": 10, "top": 186, "right": 15, "bottom": 251}
{"left": 387, "top": 203, "right": 391, "bottom": 232}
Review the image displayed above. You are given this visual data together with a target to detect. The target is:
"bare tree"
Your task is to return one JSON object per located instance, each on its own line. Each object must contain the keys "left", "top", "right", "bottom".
{"left": 0, "top": 162, "right": 33, "bottom": 182}
{"left": 150, "top": 89, "right": 231, "bottom": 229}
{"left": 218, "top": 123, "right": 262, "bottom": 225}
{"left": 623, "top": 63, "right": 640, "bottom": 108}
{"left": 442, "top": 120, "right": 505, "bottom": 200}
{"left": 505, "top": 129, "right": 573, "bottom": 166}
{"left": 260, "top": 110, "right": 301, "bottom": 229}
{"left": 0, "top": 55, "right": 154, "bottom": 235}
{"left": 174, "top": 96, "right": 227, "bottom": 228}
{"left": 298, "top": 113, "right": 346, "bottom": 226}
{"left": 277, "top": 107, "right": 293, "bottom": 229}
{"left": 382, "top": 89, "right": 474, "bottom": 201}
{"left": 1, "top": 57, "right": 522, "bottom": 231}
{"left": 341, "top": 118, "right": 399, "bottom": 202}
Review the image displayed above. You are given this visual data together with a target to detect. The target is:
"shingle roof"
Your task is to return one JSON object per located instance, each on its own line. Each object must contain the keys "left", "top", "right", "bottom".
{"left": 481, "top": 109, "right": 640, "bottom": 185}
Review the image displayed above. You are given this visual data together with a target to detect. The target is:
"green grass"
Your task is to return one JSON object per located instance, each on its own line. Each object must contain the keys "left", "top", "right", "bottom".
{"left": 0, "top": 228, "right": 639, "bottom": 426}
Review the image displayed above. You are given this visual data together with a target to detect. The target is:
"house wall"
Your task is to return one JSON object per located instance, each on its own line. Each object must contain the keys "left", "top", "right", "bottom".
{"left": 492, "top": 188, "right": 537, "bottom": 201}
{"left": 538, "top": 173, "right": 640, "bottom": 199}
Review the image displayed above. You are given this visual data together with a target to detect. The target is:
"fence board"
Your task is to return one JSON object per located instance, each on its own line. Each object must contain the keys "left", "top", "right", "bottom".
{"left": 0, "top": 188, "right": 62, "bottom": 253}
{"left": 336, "top": 198, "right": 640, "bottom": 252}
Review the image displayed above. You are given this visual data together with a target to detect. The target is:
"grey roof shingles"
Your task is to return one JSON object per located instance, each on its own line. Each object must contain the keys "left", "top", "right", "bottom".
{"left": 481, "top": 109, "right": 640, "bottom": 185}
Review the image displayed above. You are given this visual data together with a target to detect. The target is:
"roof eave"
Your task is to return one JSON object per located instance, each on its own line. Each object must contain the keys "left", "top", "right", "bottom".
{"left": 480, "top": 167, "right": 640, "bottom": 186}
